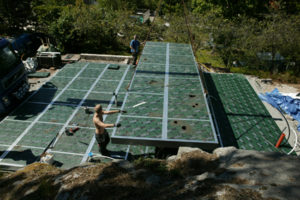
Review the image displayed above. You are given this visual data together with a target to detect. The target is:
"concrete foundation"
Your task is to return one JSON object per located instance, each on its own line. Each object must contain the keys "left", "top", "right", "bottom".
{"left": 80, "top": 54, "right": 133, "bottom": 64}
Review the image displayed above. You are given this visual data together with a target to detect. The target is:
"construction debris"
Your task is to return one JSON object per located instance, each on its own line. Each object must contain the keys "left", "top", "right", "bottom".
{"left": 65, "top": 127, "right": 80, "bottom": 136}
{"left": 108, "top": 65, "right": 120, "bottom": 70}
{"left": 27, "top": 71, "right": 50, "bottom": 78}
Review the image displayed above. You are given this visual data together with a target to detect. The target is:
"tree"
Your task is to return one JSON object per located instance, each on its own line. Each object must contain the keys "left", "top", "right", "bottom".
{"left": 0, "top": 0, "right": 35, "bottom": 34}
{"left": 33, "top": 0, "right": 141, "bottom": 53}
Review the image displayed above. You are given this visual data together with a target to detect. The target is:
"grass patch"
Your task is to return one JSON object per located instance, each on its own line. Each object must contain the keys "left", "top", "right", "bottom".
{"left": 230, "top": 67, "right": 268, "bottom": 77}
{"left": 230, "top": 67, "right": 300, "bottom": 83}
{"left": 194, "top": 49, "right": 299, "bottom": 84}
{"left": 196, "top": 49, "right": 226, "bottom": 68}
{"left": 272, "top": 71, "right": 300, "bottom": 83}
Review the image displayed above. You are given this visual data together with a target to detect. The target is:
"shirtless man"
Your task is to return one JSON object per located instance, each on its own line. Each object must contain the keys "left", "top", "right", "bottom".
{"left": 93, "top": 104, "right": 125, "bottom": 156}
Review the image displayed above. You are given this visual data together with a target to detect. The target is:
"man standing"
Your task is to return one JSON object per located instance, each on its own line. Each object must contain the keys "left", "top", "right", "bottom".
{"left": 130, "top": 35, "right": 140, "bottom": 66}
{"left": 93, "top": 104, "right": 124, "bottom": 156}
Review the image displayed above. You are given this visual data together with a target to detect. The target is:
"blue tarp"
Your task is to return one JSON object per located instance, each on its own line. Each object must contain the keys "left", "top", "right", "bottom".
{"left": 259, "top": 88, "right": 300, "bottom": 131}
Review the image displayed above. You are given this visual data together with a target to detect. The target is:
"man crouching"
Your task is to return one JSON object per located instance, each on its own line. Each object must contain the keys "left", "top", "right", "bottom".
{"left": 93, "top": 104, "right": 123, "bottom": 156}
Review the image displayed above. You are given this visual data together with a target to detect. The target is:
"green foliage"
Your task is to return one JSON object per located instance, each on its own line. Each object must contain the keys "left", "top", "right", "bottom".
{"left": 33, "top": 0, "right": 141, "bottom": 53}
{"left": 197, "top": 50, "right": 226, "bottom": 68}
{"left": 198, "top": 9, "right": 300, "bottom": 75}
{"left": 161, "top": 0, "right": 182, "bottom": 14}
{"left": 163, "top": 14, "right": 189, "bottom": 43}
{"left": 97, "top": 0, "right": 129, "bottom": 10}
{"left": 191, "top": 0, "right": 222, "bottom": 15}
{"left": 97, "top": 0, "right": 158, "bottom": 11}
{"left": 1, "top": 0, "right": 299, "bottom": 80}
{"left": 0, "top": 0, "right": 35, "bottom": 34}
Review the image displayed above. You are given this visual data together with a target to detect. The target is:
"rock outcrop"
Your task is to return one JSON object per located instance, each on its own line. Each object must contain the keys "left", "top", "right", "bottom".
{"left": 0, "top": 147, "right": 299, "bottom": 200}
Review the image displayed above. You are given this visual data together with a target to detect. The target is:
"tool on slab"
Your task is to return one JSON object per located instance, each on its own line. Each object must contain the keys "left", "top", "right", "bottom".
{"left": 84, "top": 106, "right": 93, "bottom": 114}
{"left": 113, "top": 92, "right": 118, "bottom": 106}
{"left": 65, "top": 127, "right": 80, "bottom": 136}
{"left": 37, "top": 132, "right": 59, "bottom": 163}
{"left": 108, "top": 65, "right": 120, "bottom": 70}
{"left": 133, "top": 101, "right": 146, "bottom": 108}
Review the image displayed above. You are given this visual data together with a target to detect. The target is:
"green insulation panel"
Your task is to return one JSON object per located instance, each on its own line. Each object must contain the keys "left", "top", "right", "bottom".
{"left": 111, "top": 42, "right": 218, "bottom": 149}
{"left": 0, "top": 63, "right": 154, "bottom": 169}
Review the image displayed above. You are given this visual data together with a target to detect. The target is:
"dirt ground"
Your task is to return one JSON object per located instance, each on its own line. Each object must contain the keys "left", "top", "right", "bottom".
{"left": 252, "top": 78, "right": 300, "bottom": 94}
{"left": 247, "top": 75, "right": 300, "bottom": 155}
{"left": 28, "top": 67, "right": 58, "bottom": 92}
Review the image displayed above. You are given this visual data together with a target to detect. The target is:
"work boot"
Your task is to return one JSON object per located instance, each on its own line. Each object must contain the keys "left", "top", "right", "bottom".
{"left": 98, "top": 144, "right": 110, "bottom": 156}
{"left": 100, "top": 149, "right": 110, "bottom": 156}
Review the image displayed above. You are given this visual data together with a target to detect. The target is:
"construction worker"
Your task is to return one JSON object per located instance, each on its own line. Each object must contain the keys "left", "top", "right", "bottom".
{"left": 93, "top": 104, "right": 126, "bottom": 156}
{"left": 130, "top": 35, "right": 140, "bottom": 66}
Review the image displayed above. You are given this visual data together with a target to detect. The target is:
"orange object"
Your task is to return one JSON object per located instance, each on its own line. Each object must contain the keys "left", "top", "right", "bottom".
{"left": 275, "top": 133, "right": 285, "bottom": 148}
{"left": 69, "top": 127, "right": 79, "bottom": 134}
{"left": 72, "top": 127, "right": 79, "bottom": 132}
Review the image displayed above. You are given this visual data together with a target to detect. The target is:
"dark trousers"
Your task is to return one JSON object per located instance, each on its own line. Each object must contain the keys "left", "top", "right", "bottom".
{"left": 132, "top": 52, "right": 138, "bottom": 65}
{"left": 95, "top": 130, "right": 110, "bottom": 155}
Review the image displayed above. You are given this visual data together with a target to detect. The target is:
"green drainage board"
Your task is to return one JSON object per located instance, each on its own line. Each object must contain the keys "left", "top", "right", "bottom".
{"left": 0, "top": 62, "right": 155, "bottom": 169}
{"left": 111, "top": 41, "right": 218, "bottom": 149}
{"left": 204, "top": 72, "right": 292, "bottom": 153}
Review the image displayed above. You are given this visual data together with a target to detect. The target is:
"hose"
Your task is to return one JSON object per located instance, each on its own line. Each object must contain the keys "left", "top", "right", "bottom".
{"left": 288, "top": 127, "right": 299, "bottom": 155}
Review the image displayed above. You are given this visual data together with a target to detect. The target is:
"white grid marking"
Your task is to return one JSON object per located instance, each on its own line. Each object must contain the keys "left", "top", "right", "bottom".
{"left": 0, "top": 63, "right": 90, "bottom": 162}
{"left": 162, "top": 43, "right": 169, "bottom": 139}
{"left": 189, "top": 45, "right": 218, "bottom": 143}
{"left": 49, "top": 64, "right": 111, "bottom": 149}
